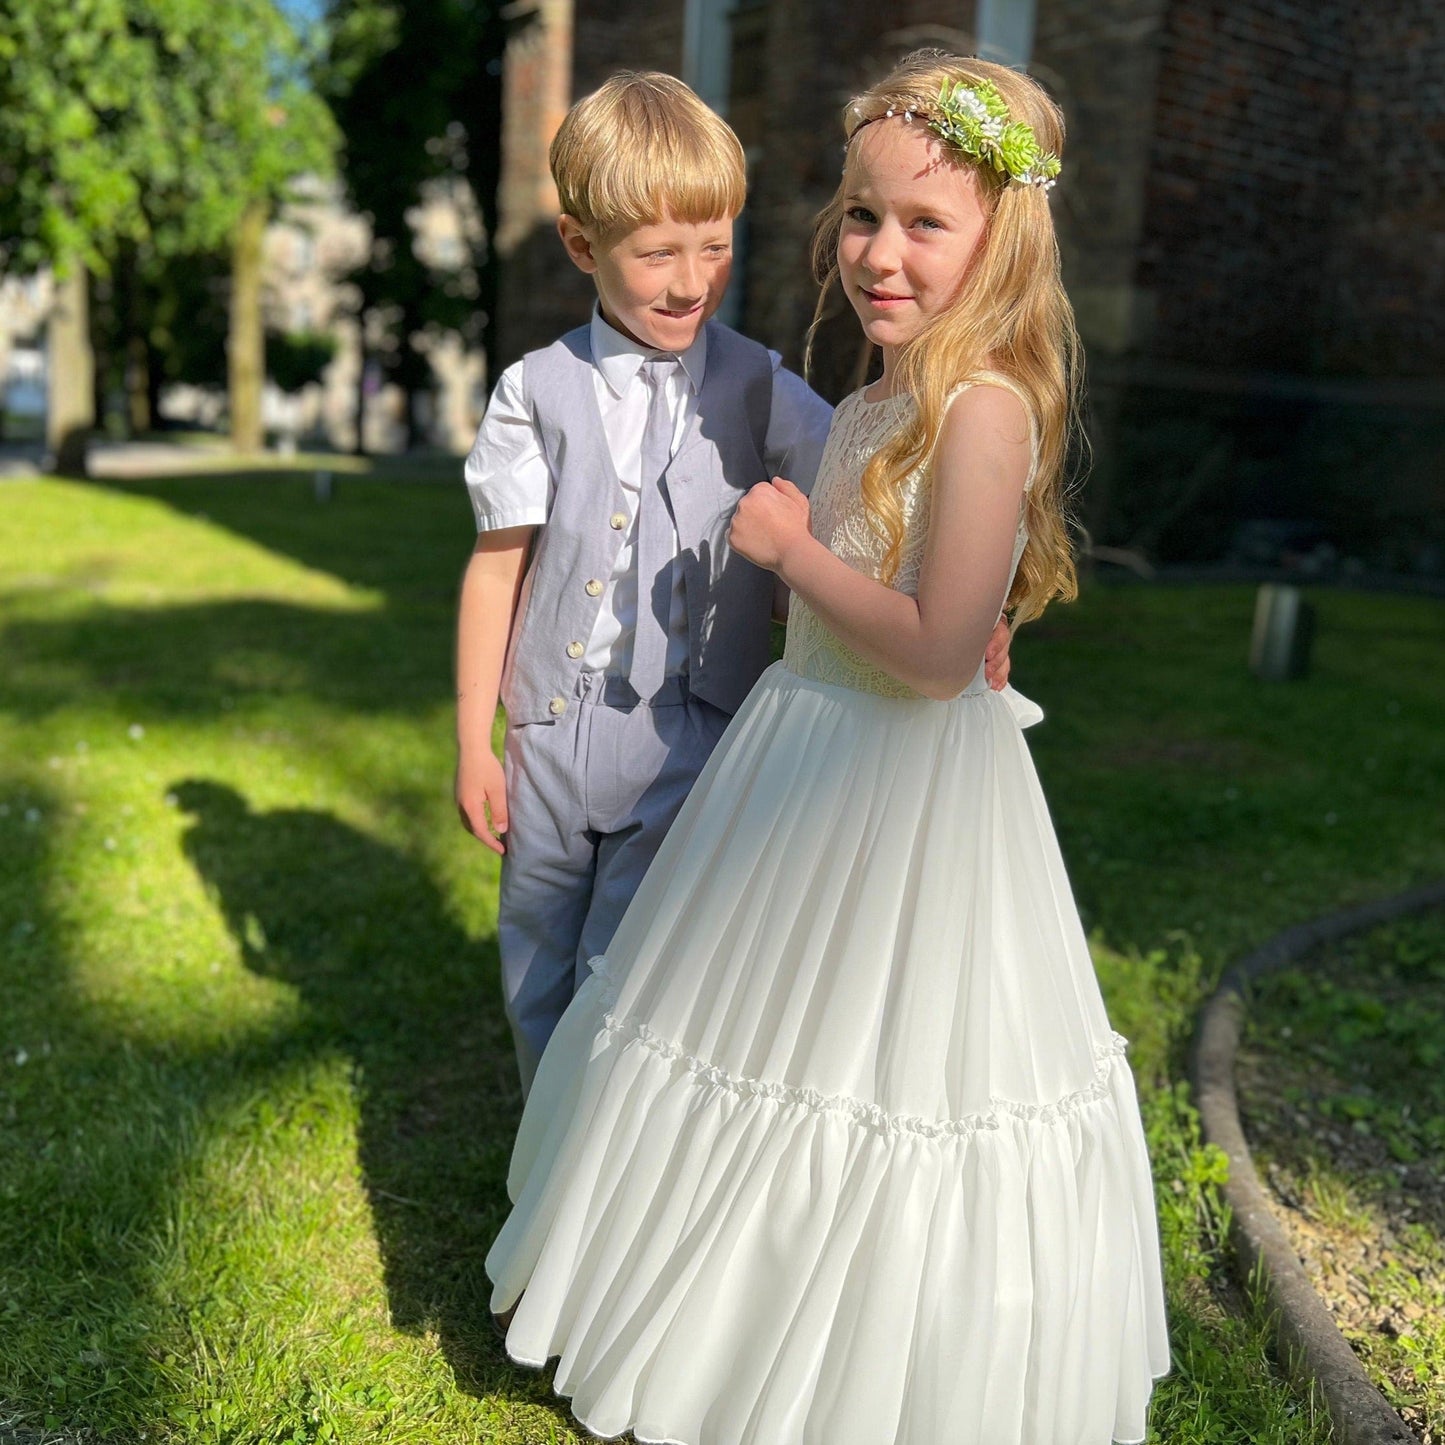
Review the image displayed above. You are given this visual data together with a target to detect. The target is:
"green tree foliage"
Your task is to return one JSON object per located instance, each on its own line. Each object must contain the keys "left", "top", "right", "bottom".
{"left": 266, "top": 331, "right": 339, "bottom": 395}
{"left": 321, "top": 0, "right": 505, "bottom": 450}
{"left": 0, "top": 0, "right": 149, "bottom": 271}
{"left": 0, "top": 0, "right": 340, "bottom": 453}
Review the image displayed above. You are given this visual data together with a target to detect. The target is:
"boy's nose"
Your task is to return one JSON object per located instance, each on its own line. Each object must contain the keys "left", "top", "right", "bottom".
{"left": 671, "top": 260, "right": 705, "bottom": 302}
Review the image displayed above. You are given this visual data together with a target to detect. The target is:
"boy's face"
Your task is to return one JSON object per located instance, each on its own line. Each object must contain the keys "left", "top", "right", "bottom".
{"left": 558, "top": 213, "right": 734, "bottom": 353}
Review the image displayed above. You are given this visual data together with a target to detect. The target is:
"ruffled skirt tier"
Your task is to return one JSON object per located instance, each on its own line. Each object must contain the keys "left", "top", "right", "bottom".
{"left": 487, "top": 664, "right": 1170, "bottom": 1444}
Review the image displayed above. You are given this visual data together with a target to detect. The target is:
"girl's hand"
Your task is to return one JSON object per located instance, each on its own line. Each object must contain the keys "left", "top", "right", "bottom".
{"left": 728, "top": 476, "right": 811, "bottom": 573}
{"left": 456, "top": 747, "right": 508, "bottom": 854}
{"left": 984, "top": 616, "right": 1012, "bottom": 690}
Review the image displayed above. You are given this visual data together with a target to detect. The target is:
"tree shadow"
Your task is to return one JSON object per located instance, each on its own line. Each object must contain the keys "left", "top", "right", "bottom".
{"left": 0, "top": 597, "right": 450, "bottom": 723}
{"left": 75, "top": 470, "right": 474, "bottom": 603}
{"left": 169, "top": 778, "right": 525, "bottom": 1398}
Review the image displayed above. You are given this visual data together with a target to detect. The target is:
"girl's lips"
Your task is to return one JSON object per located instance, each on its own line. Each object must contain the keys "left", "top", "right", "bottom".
{"left": 862, "top": 289, "right": 912, "bottom": 307}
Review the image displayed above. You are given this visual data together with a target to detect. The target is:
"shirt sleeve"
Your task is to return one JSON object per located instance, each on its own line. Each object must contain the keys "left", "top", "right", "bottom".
{"left": 764, "top": 354, "right": 835, "bottom": 497}
{"left": 462, "top": 361, "right": 552, "bottom": 531}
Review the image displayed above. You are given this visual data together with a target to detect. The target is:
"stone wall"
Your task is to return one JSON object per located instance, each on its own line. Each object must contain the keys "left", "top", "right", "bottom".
{"left": 1323, "top": 0, "right": 1445, "bottom": 375}
{"left": 1134, "top": 0, "right": 1355, "bottom": 372}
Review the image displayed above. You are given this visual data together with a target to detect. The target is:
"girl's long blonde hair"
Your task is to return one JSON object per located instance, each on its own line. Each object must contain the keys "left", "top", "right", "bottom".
{"left": 809, "top": 51, "right": 1081, "bottom": 623}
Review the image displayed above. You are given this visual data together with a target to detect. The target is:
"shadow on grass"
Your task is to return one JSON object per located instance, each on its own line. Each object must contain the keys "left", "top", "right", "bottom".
{"left": 169, "top": 779, "right": 529, "bottom": 1398}
{"left": 0, "top": 597, "right": 449, "bottom": 722}
{"left": 0, "top": 777, "right": 556, "bottom": 1434}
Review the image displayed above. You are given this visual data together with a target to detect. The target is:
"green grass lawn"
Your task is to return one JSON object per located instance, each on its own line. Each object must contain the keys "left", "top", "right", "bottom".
{"left": 1, "top": 470, "right": 1441, "bottom": 1443}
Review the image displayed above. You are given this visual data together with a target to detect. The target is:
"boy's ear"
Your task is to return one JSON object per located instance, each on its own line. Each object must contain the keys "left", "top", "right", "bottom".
{"left": 557, "top": 215, "right": 600, "bottom": 275}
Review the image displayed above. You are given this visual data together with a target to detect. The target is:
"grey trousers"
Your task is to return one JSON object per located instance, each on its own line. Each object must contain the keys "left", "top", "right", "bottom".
{"left": 498, "top": 673, "right": 731, "bottom": 1094}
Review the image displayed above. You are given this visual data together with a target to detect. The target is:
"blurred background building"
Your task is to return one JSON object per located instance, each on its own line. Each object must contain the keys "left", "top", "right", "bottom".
{"left": 0, "top": 181, "right": 484, "bottom": 456}
{"left": 1, "top": 0, "right": 1439, "bottom": 578}
{"left": 496, "top": 0, "right": 1445, "bottom": 580}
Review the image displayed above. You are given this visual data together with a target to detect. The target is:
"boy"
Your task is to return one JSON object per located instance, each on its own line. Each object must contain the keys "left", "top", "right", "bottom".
{"left": 456, "top": 71, "right": 1009, "bottom": 1091}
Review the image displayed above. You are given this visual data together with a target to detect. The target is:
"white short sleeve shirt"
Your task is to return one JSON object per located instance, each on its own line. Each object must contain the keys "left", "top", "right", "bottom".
{"left": 464, "top": 309, "right": 833, "bottom": 675}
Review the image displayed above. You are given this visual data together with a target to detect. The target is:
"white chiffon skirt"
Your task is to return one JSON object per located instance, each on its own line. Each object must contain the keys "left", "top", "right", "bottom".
{"left": 487, "top": 662, "right": 1170, "bottom": 1445}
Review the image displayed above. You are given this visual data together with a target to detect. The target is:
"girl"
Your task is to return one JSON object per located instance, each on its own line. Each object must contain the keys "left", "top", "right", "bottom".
{"left": 487, "top": 50, "right": 1170, "bottom": 1445}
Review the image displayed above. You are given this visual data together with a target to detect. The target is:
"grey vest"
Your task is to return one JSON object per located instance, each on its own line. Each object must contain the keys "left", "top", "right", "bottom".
{"left": 501, "top": 321, "right": 776, "bottom": 725}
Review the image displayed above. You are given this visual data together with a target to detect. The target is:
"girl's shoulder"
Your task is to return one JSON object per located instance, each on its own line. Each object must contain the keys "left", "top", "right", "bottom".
{"left": 936, "top": 374, "right": 1039, "bottom": 489}
{"left": 948, "top": 368, "right": 1032, "bottom": 415}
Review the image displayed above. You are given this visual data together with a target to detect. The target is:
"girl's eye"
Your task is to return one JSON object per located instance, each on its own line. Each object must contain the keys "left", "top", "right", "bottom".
{"left": 914, "top": 217, "right": 943, "bottom": 231}
{"left": 844, "top": 205, "right": 877, "bottom": 225}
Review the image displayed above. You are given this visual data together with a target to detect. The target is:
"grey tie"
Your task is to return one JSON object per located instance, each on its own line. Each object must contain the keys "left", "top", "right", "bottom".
{"left": 629, "top": 357, "right": 678, "bottom": 700}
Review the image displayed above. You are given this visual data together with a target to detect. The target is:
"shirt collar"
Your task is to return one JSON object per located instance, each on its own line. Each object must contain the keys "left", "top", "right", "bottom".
{"left": 590, "top": 306, "right": 708, "bottom": 398}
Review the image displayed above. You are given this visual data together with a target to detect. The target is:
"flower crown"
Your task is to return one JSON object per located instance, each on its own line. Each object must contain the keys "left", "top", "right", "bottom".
{"left": 881, "top": 78, "right": 1061, "bottom": 190}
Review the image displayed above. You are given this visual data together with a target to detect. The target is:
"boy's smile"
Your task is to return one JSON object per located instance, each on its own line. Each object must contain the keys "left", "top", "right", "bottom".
{"left": 558, "top": 214, "right": 734, "bottom": 353}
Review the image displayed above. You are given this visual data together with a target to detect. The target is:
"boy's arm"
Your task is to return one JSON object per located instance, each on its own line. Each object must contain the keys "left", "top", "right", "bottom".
{"left": 763, "top": 364, "right": 833, "bottom": 625}
{"left": 764, "top": 362, "right": 833, "bottom": 497}
{"left": 455, "top": 526, "right": 534, "bottom": 854}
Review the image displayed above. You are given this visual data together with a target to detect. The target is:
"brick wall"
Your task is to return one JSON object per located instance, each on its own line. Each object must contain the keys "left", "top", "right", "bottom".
{"left": 1032, "top": 0, "right": 1170, "bottom": 356}
{"left": 500, "top": 0, "right": 1445, "bottom": 381}
{"left": 573, "top": 2, "right": 685, "bottom": 94}
{"left": 1135, "top": 0, "right": 1356, "bottom": 372}
{"left": 1322, "top": 0, "right": 1445, "bottom": 375}
{"left": 494, "top": 0, "right": 591, "bottom": 366}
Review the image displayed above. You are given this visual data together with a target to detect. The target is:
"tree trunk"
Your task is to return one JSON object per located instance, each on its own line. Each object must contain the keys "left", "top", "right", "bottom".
{"left": 47, "top": 259, "right": 95, "bottom": 476}
{"left": 354, "top": 328, "right": 369, "bottom": 456}
{"left": 89, "top": 267, "right": 112, "bottom": 434}
{"left": 118, "top": 250, "right": 152, "bottom": 436}
{"left": 229, "top": 197, "right": 268, "bottom": 452}
{"left": 145, "top": 333, "right": 163, "bottom": 436}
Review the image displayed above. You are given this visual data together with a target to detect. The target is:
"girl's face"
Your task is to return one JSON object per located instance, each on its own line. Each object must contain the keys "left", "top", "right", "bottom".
{"left": 837, "top": 118, "right": 990, "bottom": 368}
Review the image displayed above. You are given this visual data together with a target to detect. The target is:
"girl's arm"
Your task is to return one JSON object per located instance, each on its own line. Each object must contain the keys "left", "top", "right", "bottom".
{"left": 729, "top": 385, "right": 1030, "bottom": 701}
{"left": 455, "top": 525, "right": 534, "bottom": 852}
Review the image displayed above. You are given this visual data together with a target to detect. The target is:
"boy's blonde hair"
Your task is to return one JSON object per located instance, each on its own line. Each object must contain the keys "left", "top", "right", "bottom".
{"left": 550, "top": 71, "right": 747, "bottom": 235}
{"left": 810, "top": 51, "right": 1082, "bottom": 624}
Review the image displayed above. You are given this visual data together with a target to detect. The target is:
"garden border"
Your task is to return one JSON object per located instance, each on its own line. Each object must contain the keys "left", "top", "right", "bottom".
{"left": 1191, "top": 881, "right": 1445, "bottom": 1445}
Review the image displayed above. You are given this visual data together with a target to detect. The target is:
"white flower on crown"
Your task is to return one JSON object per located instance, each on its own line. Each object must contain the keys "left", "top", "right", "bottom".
{"left": 954, "top": 87, "right": 991, "bottom": 122}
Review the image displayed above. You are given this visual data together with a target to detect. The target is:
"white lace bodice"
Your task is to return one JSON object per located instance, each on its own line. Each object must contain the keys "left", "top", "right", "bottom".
{"left": 783, "top": 380, "right": 1033, "bottom": 698}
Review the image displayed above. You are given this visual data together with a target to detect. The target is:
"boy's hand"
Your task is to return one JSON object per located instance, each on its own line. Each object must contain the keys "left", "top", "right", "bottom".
{"left": 984, "top": 616, "right": 1013, "bottom": 691}
{"left": 729, "top": 476, "right": 811, "bottom": 572}
{"left": 456, "top": 748, "right": 509, "bottom": 854}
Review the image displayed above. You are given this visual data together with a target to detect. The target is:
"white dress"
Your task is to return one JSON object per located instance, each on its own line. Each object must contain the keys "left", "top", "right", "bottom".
{"left": 487, "top": 381, "right": 1171, "bottom": 1445}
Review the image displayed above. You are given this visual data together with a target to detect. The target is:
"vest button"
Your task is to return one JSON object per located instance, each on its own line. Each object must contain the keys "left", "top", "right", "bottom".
{"left": 609, "top": 511, "right": 627, "bottom": 530}
{"left": 584, "top": 578, "right": 603, "bottom": 596}
{"left": 548, "top": 696, "right": 567, "bottom": 716}
{"left": 566, "top": 641, "right": 584, "bottom": 659}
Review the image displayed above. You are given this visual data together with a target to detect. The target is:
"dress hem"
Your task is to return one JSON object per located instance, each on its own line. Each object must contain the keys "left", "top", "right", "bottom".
{"left": 496, "top": 1339, "right": 1170, "bottom": 1445}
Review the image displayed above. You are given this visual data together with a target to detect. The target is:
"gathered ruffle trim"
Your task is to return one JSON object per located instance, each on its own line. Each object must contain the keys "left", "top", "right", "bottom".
{"left": 588, "top": 956, "right": 1129, "bottom": 1142}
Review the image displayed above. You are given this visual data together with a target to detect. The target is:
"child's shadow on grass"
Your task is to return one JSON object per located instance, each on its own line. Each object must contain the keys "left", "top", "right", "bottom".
{"left": 171, "top": 779, "right": 529, "bottom": 1400}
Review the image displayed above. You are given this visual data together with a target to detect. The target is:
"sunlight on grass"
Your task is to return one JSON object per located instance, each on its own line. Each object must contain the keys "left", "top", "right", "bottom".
{"left": 4, "top": 477, "right": 384, "bottom": 610}
{"left": 2, "top": 471, "right": 1441, "bottom": 1442}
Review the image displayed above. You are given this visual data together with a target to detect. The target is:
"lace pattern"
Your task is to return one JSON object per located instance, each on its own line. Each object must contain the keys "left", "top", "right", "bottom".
{"left": 588, "top": 956, "right": 1129, "bottom": 1141}
{"left": 783, "top": 382, "right": 1033, "bottom": 698}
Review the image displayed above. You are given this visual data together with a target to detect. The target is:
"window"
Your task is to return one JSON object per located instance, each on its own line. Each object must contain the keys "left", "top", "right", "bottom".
{"left": 974, "top": 0, "right": 1036, "bottom": 66}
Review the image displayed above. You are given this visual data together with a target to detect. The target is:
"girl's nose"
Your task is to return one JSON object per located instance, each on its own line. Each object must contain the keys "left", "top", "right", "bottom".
{"left": 862, "top": 226, "right": 901, "bottom": 276}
